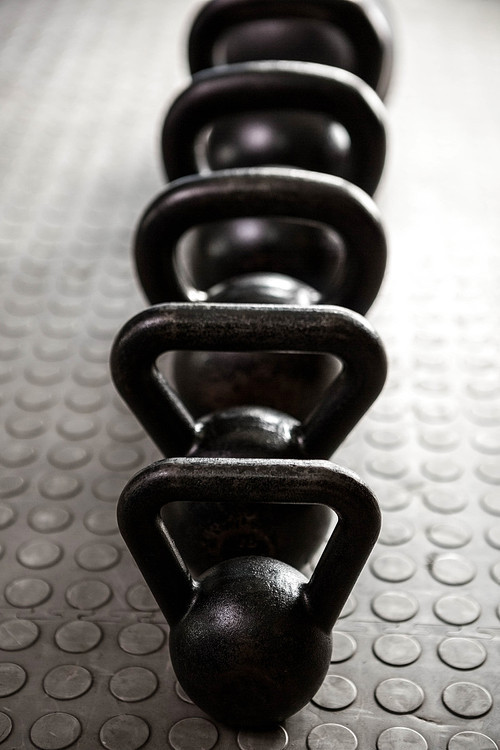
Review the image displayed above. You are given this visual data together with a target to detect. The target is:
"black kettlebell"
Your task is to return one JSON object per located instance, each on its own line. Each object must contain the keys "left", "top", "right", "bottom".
{"left": 134, "top": 168, "right": 387, "bottom": 314}
{"left": 161, "top": 61, "right": 387, "bottom": 195}
{"left": 118, "top": 457, "right": 381, "bottom": 728}
{"left": 110, "top": 302, "right": 386, "bottom": 574}
{"left": 188, "top": 0, "right": 393, "bottom": 100}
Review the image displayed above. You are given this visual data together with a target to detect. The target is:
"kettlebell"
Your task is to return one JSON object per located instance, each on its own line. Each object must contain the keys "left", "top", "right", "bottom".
{"left": 188, "top": 0, "right": 393, "bottom": 100}
{"left": 134, "top": 168, "right": 387, "bottom": 314}
{"left": 161, "top": 61, "right": 386, "bottom": 195}
{"left": 110, "top": 302, "right": 386, "bottom": 574}
{"left": 118, "top": 457, "right": 381, "bottom": 728}
{"left": 174, "top": 217, "right": 346, "bottom": 302}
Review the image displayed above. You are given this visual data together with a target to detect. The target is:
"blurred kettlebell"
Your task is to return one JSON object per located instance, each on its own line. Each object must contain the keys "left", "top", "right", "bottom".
{"left": 187, "top": 0, "right": 394, "bottom": 100}
{"left": 118, "top": 458, "right": 381, "bottom": 727}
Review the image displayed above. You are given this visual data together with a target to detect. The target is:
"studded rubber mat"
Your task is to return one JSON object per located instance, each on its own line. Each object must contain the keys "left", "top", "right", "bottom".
{"left": 0, "top": 0, "right": 499, "bottom": 747}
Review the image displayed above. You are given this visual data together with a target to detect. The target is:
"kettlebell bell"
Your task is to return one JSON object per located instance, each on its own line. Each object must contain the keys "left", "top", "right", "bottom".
{"left": 169, "top": 272, "right": 342, "bottom": 422}
{"left": 134, "top": 168, "right": 387, "bottom": 313}
{"left": 118, "top": 457, "right": 381, "bottom": 728}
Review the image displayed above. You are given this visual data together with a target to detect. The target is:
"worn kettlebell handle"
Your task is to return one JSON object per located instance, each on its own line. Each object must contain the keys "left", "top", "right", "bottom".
{"left": 188, "top": 0, "right": 393, "bottom": 100}
{"left": 110, "top": 302, "right": 387, "bottom": 460}
{"left": 161, "top": 61, "right": 387, "bottom": 195}
{"left": 135, "top": 168, "right": 386, "bottom": 314}
{"left": 118, "top": 457, "right": 381, "bottom": 630}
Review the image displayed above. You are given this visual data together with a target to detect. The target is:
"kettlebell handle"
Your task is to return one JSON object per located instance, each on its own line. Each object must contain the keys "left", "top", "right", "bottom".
{"left": 110, "top": 302, "right": 387, "bottom": 460}
{"left": 118, "top": 457, "right": 381, "bottom": 631}
{"left": 134, "top": 168, "right": 386, "bottom": 314}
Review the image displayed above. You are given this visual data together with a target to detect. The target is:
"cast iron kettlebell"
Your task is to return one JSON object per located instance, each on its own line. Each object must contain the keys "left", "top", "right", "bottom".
{"left": 172, "top": 217, "right": 346, "bottom": 304}
{"left": 170, "top": 272, "right": 342, "bottom": 422}
{"left": 118, "top": 457, "right": 381, "bottom": 728}
{"left": 161, "top": 61, "right": 387, "bottom": 195}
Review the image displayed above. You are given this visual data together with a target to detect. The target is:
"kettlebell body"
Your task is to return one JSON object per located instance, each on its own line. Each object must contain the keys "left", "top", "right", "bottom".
{"left": 170, "top": 556, "right": 331, "bottom": 726}
{"left": 177, "top": 220, "right": 346, "bottom": 305}
{"left": 135, "top": 169, "right": 387, "bottom": 313}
